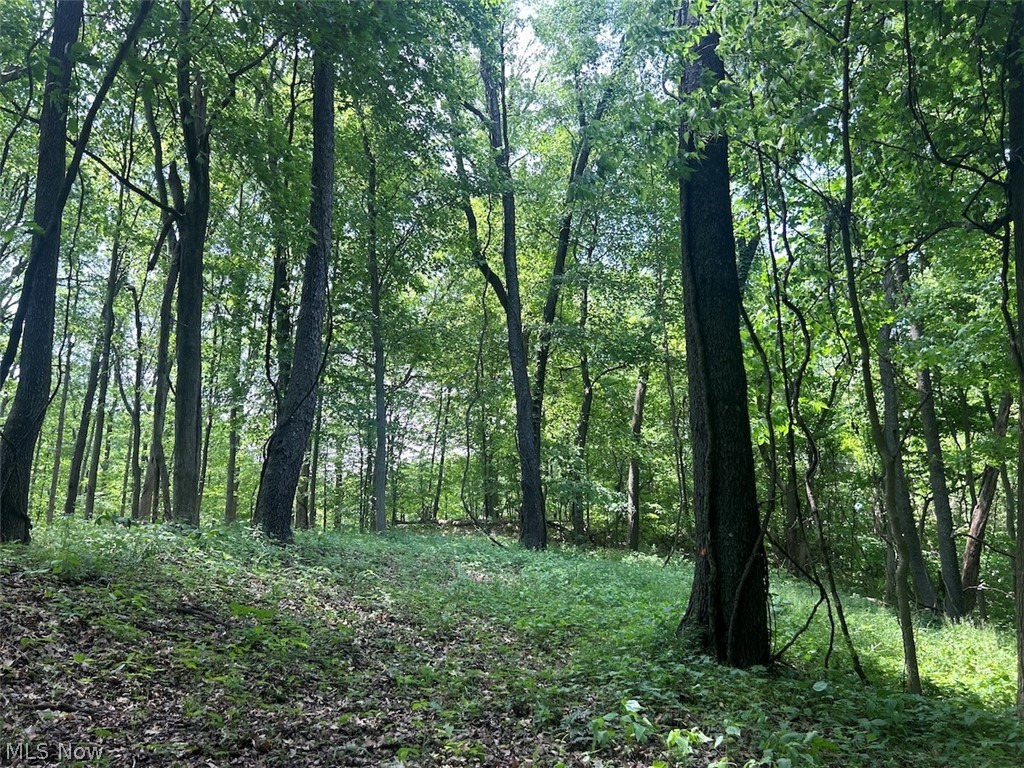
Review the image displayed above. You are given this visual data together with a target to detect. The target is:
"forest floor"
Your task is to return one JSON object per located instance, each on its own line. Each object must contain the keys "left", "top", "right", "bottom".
{"left": 1, "top": 523, "right": 1022, "bottom": 767}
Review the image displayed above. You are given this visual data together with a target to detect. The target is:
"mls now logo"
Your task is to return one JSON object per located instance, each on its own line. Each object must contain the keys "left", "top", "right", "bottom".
{"left": 5, "top": 742, "right": 104, "bottom": 762}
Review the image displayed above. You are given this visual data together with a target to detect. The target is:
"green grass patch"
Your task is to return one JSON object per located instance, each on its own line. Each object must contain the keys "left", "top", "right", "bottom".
{"left": 1, "top": 520, "right": 1021, "bottom": 766}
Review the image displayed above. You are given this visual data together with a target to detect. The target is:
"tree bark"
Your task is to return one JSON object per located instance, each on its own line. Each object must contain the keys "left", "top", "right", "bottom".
{"left": 479, "top": 40, "right": 546, "bottom": 550}
{"left": 257, "top": 46, "right": 334, "bottom": 544}
{"left": 172, "top": 0, "right": 211, "bottom": 528}
{"left": 675, "top": 5, "right": 769, "bottom": 668}
{"left": 1004, "top": 0, "right": 1024, "bottom": 714}
{"left": 0, "top": 0, "right": 82, "bottom": 542}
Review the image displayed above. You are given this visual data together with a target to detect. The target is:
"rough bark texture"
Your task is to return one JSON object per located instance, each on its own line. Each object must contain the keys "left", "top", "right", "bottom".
{"left": 0, "top": 1, "right": 82, "bottom": 543}
{"left": 1007, "top": 0, "right": 1024, "bottom": 714}
{"left": 257, "top": 48, "right": 334, "bottom": 544}
{"left": 172, "top": 0, "right": 210, "bottom": 527}
{"left": 676, "top": 11, "right": 770, "bottom": 668}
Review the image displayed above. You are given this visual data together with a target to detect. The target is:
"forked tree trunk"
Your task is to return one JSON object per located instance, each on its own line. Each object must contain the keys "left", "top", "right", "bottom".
{"left": 257, "top": 46, "right": 334, "bottom": 543}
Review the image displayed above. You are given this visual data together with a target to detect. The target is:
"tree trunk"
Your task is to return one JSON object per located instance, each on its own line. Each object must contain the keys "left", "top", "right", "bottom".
{"left": 480, "top": 42, "right": 546, "bottom": 550}
{"left": 172, "top": 0, "right": 211, "bottom": 528}
{"left": 257, "top": 47, "right": 334, "bottom": 544}
{"left": 46, "top": 339, "right": 74, "bottom": 524}
{"left": 0, "top": 1, "right": 82, "bottom": 541}
{"left": 0, "top": 0, "right": 151, "bottom": 540}
{"left": 361, "top": 116, "right": 388, "bottom": 534}
{"left": 225, "top": 404, "right": 239, "bottom": 524}
{"left": 530, "top": 82, "right": 615, "bottom": 450}
{"left": 838, "top": 0, "right": 920, "bottom": 692}
{"left": 961, "top": 393, "right": 1011, "bottom": 613}
{"left": 675, "top": 5, "right": 769, "bottom": 668}
{"left": 1004, "top": 0, "right": 1024, "bottom": 713}
{"left": 626, "top": 366, "right": 649, "bottom": 552}
{"left": 431, "top": 391, "right": 450, "bottom": 522}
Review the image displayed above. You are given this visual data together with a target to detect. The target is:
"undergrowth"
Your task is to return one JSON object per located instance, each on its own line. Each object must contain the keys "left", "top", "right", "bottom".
{"left": 1, "top": 520, "right": 1021, "bottom": 767}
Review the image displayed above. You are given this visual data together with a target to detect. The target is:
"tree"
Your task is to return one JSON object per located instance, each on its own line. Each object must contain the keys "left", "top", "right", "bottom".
{"left": 0, "top": 0, "right": 152, "bottom": 542}
{"left": 257, "top": 43, "right": 334, "bottom": 543}
{"left": 675, "top": 5, "right": 770, "bottom": 668}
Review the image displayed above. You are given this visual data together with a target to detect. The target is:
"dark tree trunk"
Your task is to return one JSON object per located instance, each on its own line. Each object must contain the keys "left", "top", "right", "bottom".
{"left": 1004, "top": 0, "right": 1024, "bottom": 713}
{"left": 127, "top": 286, "right": 144, "bottom": 519}
{"left": 0, "top": 1, "right": 82, "bottom": 542}
{"left": 675, "top": 7, "right": 769, "bottom": 668}
{"left": 257, "top": 47, "right": 334, "bottom": 544}
{"left": 480, "top": 45, "right": 546, "bottom": 550}
{"left": 625, "top": 366, "right": 649, "bottom": 552}
{"left": 84, "top": 242, "right": 123, "bottom": 521}
{"left": 530, "top": 83, "right": 615, "bottom": 451}
{"left": 879, "top": 314, "right": 938, "bottom": 611}
{"left": 172, "top": 0, "right": 211, "bottom": 528}
{"left": 893, "top": 255, "right": 964, "bottom": 617}
{"left": 140, "top": 94, "right": 178, "bottom": 523}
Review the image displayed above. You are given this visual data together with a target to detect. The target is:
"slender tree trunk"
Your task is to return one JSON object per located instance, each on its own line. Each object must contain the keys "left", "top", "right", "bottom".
{"left": 530, "top": 83, "right": 615, "bottom": 450}
{"left": 626, "top": 366, "right": 649, "bottom": 552}
{"left": 675, "top": 4, "right": 769, "bottom": 668}
{"left": 961, "top": 393, "right": 1011, "bottom": 613}
{"left": 839, "top": 0, "right": 920, "bottom": 692}
{"left": 309, "top": 396, "right": 322, "bottom": 530}
{"left": 47, "top": 340, "right": 74, "bottom": 524}
{"left": 225, "top": 404, "right": 239, "bottom": 523}
{"left": 257, "top": 47, "right": 334, "bottom": 543}
{"left": 127, "top": 286, "right": 144, "bottom": 519}
{"left": 360, "top": 117, "right": 388, "bottom": 534}
{"left": 480, "top": 42, "right": 546, "bottom": 549}
{"left": 431, "top": 391, "right": 450, "bottom": 521}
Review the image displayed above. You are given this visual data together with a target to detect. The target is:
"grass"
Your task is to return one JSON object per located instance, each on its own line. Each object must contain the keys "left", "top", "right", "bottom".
{"left": 1, "top": 520, "right": 1022, "bottom": 767}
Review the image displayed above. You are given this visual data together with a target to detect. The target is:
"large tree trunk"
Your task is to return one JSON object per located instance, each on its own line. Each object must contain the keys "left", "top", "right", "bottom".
{"left": 625, "top": 367, "right": 649, "bottom": 552}
{"left": 0, "top": 1, "right": 83, "bottom": 542}
{"left": 1005, "top": 0, "right": 1024, "bottom": 714}
{"left": 0, "top": 0, "right": 151, "bottom": 540}
{"left": 172, "top": 0, "right": 211, "bottom": 528}
{"left": 257, "top": 47, "right": 334, "bottom": 543}
{"left": 676, "top": 6, "right": 769, "bottom": 668}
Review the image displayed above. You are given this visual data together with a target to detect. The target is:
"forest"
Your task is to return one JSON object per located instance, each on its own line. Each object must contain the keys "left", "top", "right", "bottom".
{"left": 3, "top": 0, "right": 1024, "bottom": 765}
